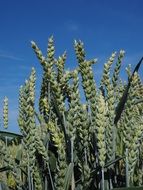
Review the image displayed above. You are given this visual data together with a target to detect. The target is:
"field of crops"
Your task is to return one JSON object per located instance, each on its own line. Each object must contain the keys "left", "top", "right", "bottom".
{"left": 0, "top": 37, "right": 143, "bottom": 190}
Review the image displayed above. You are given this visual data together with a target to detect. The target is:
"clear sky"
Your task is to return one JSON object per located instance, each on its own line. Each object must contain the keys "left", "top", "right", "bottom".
{"left": 0, "top": 0, "right": 143, "bottom": 132}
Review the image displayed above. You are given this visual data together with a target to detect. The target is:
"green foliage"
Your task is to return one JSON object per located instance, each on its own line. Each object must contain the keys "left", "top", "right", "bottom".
{"left": 0, "top": 36, "right": 143, "bottom": 190}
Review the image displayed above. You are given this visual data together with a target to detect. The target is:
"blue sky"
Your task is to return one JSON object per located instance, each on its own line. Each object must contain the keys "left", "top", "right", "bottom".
{"left": 0, "top": 0, "right": 143, "bottom": 132}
